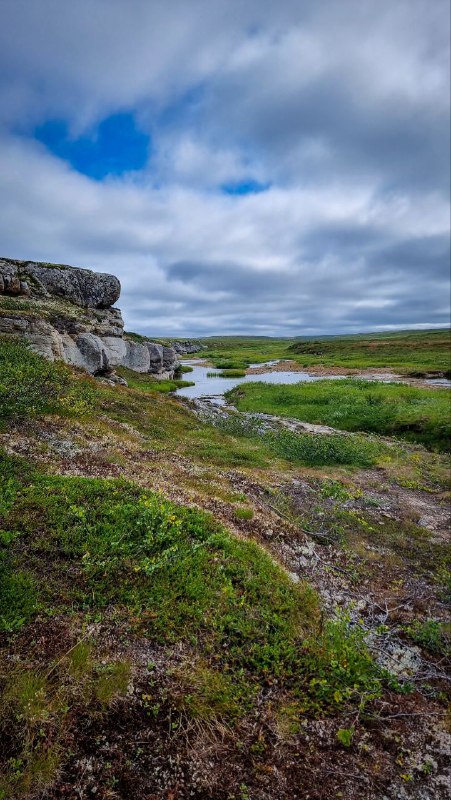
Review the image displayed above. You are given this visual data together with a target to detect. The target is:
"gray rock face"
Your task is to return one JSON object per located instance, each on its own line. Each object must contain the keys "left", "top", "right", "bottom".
{"left": 0, "top": 257, "right": 120, "bottom": 308}
{"left": 146, "top": 342, "right": 164, "bottom": 368}
{"left": 74, "top": 333, "right": 110, "bottom": 374}
{"left": 145, "top": 342, "right": 179, "bottom": 378}
{"left": 0, "top": 256, "right": 180, "bottom": 380}
{"left": 170, "top": 340, "right": 204, "bottom": 355}
{"left": 162, "top": 346, "right": 178, "bottom": 376}
{"left": 122, "top": 340, "right": 151, "bottom": 373}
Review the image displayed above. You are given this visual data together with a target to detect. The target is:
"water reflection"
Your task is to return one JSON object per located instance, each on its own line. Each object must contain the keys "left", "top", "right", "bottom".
{"left": 176, "top": 360, "right": 337, "bottom": 404}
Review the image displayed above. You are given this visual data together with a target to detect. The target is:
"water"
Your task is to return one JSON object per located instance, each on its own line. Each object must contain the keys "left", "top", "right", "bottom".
{"left": 176, "top": 360, "right": 334, "bottom": 404}
{"left": 425, "top": 378, "right": 451, "bottom": 386}
{"left": 175, "top": 360, "right": 451, "bottom": 404}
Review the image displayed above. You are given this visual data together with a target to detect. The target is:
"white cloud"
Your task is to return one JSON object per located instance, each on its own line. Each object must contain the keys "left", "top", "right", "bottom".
{"left": 0, "top": 0, "right": 449, "bottom": 335}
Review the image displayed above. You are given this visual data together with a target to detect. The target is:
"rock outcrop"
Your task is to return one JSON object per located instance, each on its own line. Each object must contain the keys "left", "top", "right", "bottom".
{"left": 0, "top": 257, "right": 179, "bottom": 379}
{"left": 170, "top": 340, "right": 205, "bottom": 355}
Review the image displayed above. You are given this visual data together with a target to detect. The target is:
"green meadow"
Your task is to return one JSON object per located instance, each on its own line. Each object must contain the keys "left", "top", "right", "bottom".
{"left": 227, "top": 378, "right": 451, "bottom": 451}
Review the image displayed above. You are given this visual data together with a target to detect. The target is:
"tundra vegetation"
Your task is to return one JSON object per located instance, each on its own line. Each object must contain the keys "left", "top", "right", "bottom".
{"left": 202, "top": 328, "right": 451, "bottom": 375}
{"left": 226, "top": 379, "right": 451, "bottom": 452}
{"left": 0, "top": 331, "right": 450, "bottom": 799}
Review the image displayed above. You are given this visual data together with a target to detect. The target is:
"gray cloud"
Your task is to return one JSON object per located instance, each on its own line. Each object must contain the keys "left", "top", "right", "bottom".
{"left": 0, "top": 0, "right": 449, "bottom": 336}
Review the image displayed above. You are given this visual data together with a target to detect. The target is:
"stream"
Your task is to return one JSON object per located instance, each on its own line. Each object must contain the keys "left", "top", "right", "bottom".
{"left": 175, "top": 359, "right": 451, "bottom": 405}
{"left": 175, "top": 359, "right": 343, "bottom": 404}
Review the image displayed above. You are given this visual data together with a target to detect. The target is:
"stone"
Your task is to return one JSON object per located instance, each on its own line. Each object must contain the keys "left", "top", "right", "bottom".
{"left": 123, "top": 341, "right": 151, "bottom": 373}
{"left": 162, "top": 346, "right": 178, "bottom": 372}
{"left": 73, "top": 333, "right": 110, "bottom": 374}
{"left": 0, "top": 258, "right": 120, "bottom": 309}
{"left": 146, "top": 342, "right": 164, "bottom": 371}
{"left": 100, "top": 336, "right": 127, "bottom": 367}
{"left": 170, "top": 340, "right": 204, "bottom": 355}
{"left": 0, "top": 256, "right": 181, "bottom": 381}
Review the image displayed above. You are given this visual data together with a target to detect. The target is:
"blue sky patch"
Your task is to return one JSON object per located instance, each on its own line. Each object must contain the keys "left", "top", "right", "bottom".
{"left": 34, "top": 113, "right": 150, "bottom": 179}
{"left": 221, "top": 179, "right": 271, "bottom": 196}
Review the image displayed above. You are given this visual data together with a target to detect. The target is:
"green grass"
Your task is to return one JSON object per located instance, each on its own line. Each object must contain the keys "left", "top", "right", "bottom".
{"left": 226, "top": 379, "right": 451, "bottom": 451}
{"left": 288, "top": 329, "right": 451, "bottom": 375}
{"left": 266, "top": 428, "right": 385, "bottom": 467}
{"left": 0, "top": 336, "right": 96, "bottom": 423}
{"left": 0, "top": 450, "right": 383, "bottom": 719}
{"left": 0, "top": 296, "right": 35, "bottom": 312}
{"left": 208, "top": 410, "right": 389, "bottom": 467}
{"left": 0, "top": 332, "right": 448, "bottom": 794}
{"left": 206, "top": 369, "right": 247, "bottom": 378}
{"left": 124, "top": 331, "right": 203, "bottom": 351}
{"left": 116, "top": 365, "right": 195, "bottom": 393}
{"left": 0, "top": 451, "right": 315, "bottom": 664}
{"left": 199, "top": 329, "right": 450, "bottom": 375}
{"left": 403, "top": 619, "right": 451, "bottom": 657}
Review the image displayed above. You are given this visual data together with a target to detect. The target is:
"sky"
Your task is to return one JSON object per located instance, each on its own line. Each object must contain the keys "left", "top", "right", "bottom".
{"left": 0, "top": 0, "right": 449, "bottom": 337}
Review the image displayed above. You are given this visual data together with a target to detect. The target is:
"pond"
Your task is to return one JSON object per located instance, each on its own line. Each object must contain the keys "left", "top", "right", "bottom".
{"left": 176, "top": 359, "right": 338, "bottom": 404}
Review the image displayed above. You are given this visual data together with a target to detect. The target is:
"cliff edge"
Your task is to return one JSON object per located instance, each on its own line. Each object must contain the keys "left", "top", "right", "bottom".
{"left": 0, "top": 257, "right": 180, "bottom": 379}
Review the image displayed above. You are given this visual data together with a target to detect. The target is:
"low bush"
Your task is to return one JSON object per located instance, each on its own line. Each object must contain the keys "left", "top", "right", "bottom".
{"left": 0, "top": 337, "right": 69, "bottom": 421}
{"left": 0, "top": 337, "right": 95, "bottom": 423}
{"left": 266, "top": 429, "right": 383, "bottom": 467}
{"left": 404, "top": 619, "right": 451, "bottom": 656}
{"left": 207, "top": 411, "right": 386, "bottom": 467}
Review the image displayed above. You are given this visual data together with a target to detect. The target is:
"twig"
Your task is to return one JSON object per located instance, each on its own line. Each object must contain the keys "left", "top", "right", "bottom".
{"left": 371, "top": 711, "right": 446, "bottom": 720}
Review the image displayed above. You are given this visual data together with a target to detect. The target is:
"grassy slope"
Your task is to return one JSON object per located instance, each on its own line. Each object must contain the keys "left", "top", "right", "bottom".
{"left": 0, "top": 339, "right": 384, "bottom": 796}
{"left": 1, "top": 337, "right": 450, "bottom": 798}
{"left": 227, "top": 379, "right": 451, "bottom": 451}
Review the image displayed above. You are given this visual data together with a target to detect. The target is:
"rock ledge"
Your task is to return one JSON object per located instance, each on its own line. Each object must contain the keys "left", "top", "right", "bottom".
{"left": 0, "top": 257, "right": 182, "bottom": 380}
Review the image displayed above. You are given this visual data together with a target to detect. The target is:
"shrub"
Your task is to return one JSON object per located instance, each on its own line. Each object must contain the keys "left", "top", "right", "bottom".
{"left": 265, "top": 429, "right": 382, "bottom": 467}
{"left": 301, "top": 616, "right": 382, "bottom": 712}
{"left": 404, "top": 619, "right": 451, "bottom": 656}
{"left": 234, "top": 506, "right": 254, "bottom": 520}
{"left": 0, "top": 337, "right": 95, "bottom": 423}
{"left": 0, "top": 566, "right": 38, "bottom": 632}
{"left": 206, "top": 410, "right": 385, "bottom": 467}
{"left": 0, "top": 337, "right": 70, "bottom": 421}
{"left": 1, "top": 454, "right": 386, "bottom": 731}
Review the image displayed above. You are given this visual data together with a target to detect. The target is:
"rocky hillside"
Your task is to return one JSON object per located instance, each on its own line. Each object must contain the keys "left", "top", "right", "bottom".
{"left": 0, "top": 257, "right": 191, "bottom": 380}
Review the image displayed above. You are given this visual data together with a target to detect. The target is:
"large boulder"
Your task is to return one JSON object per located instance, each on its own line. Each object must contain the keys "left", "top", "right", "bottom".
{"left": 162, "top": 346, "right": 178, "bottom": 373}
{"left": 123, "top": 341, "right": 151, "bottom": 373}
{"left": 0, "top": 257, "right": 120, "bottom": 309}
{"left": 100, "top": 336, "right": 127, "bottom": 367}
{"left": 1, "top": 257, "right": 180, "bottom": 381}
{"left": 74, "top": 334, "right": 111, "bottom": 373}
{"left": 170, "top": 340, "right": 204, "bottom": 355}
{"left": 146, "top": 342, "right": 164, "bottom": 373}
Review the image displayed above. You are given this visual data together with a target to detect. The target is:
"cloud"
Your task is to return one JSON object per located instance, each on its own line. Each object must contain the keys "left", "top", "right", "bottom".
{"left": 0, "top": 0, "right": 449, "bottom": 336}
